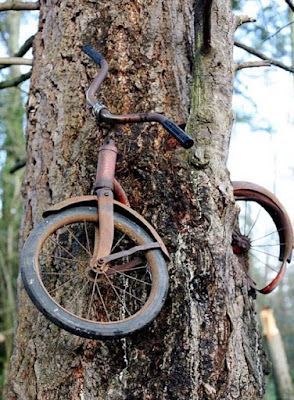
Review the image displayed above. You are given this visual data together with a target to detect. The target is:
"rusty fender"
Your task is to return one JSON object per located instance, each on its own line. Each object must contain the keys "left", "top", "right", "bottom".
{"left": 43, "top": 196, "right": 170, "bottom": 260}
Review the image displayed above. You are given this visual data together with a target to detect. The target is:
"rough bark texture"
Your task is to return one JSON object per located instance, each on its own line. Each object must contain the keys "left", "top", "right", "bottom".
{"left": 6, "top": 0, "right": 267, "bottom": 399}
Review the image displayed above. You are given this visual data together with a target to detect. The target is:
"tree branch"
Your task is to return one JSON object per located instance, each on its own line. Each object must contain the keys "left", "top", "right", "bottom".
{"left": 0, "top": 57, "right": 32, "bottom": 66}
{"left": 10, "top": 159, "right": 27, "bottom": 174}
{"left": 0, "top": 71, "right": 31, "bottom": 90}
{"left": 234, "top": 40, "right": 294, "bottom": 73}
{"left": 261, "top": 21, "right": 294, "bottom": 44}
{"left": 201, "top": 0, "right": 213, "bottom": 55}
{"left": 235, "top": 15, "right": 256, "bottom": 30}
{"left": 285, "top": 0, "right": 294, "bottom": 12}
{"left": 0, "top": 36, "right": 35, "bottom": 70}
{"left": 236, "top": 61, "right": 271, "bottom": 71}
{"left": 0, "top": 2, "right": 40, "bottom": 12}
{"left": 15, "top": 35, "right": 35, "bottom": 57}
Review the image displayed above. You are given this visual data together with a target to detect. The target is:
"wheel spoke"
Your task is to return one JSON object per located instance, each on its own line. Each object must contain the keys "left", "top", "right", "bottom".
{"left": 252, "top": 243, "right": 284, "bottom": 248}
{"left": 65, "top": 226, "right": 93, "bottom": 257}
{"left": 94, "top": 281, "right": 111, "bottom": 322}
{"left": 103, "top": 272, "right": 132, "bottom": 317}
{"left": 243, "top": 200, "right": 248, "bottom": 235}
{"left": 249, "top": 247, "right": 281, "bottom": 260}
{"left": 48, "top": 269, "right": 88, "bottom": 295}
{"left": 106, "top": 281, "right": 145, "bottom": 303}
{"left": 246, "top": 207, "right": 261, "bottom": 237}
{"left": 42, "top": 271, "right": 78, "bottom": 276}
{"left": 250, "top": 227, "right": 284, "bottom": 243}
{"left": 48, "top": 255, "right": 88, "bottom": 266}
{"left": 87, "top": 272, "right": 98, "bottom": 320}
{"left": 48, "top": 236, "right": 88, "bottom": 269}
{"left": 70, "top": 279, "right": 90, "bottom": 305}
{"left": 111, "top": 233, "right": 126, "bottom": 252}
{"left": 248, "top": 251, "right": 279, "bottom": 273}
{"left": 107, "top": 266, "right": 152, "bottom": 286}
{"left": 84, "top": 220, "right": 91, "bottom": 255}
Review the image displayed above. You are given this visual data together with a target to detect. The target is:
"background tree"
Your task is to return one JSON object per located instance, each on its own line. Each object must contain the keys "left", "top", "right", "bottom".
{"left": 1, "top": 0, "right": 294, "bottom": 399}
{"left": 0, "top": 4, "right": 26, "bottom": 391}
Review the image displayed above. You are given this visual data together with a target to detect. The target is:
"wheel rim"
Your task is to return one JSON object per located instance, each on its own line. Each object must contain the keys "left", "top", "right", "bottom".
{"left": 34, "top": 212, "right": 161, "bottom": 325}
{"left": 233, "top": 198, "right": 287, "bottom": 293}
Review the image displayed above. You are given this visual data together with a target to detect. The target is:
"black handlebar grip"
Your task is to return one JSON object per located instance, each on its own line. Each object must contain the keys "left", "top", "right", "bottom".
{"left": 162, "top": 120, "right": 194, "bottom": 149}
{"left": 83, "top": 45, "right": 104, "bottom": 66}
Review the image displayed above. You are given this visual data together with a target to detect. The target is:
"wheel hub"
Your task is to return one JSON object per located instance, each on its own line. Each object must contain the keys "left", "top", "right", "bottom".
{"left": 232, "top": 232, "right": 251, "bottom": 255}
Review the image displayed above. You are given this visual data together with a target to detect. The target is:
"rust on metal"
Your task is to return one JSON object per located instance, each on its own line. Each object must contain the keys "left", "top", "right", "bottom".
{"left": 106, "top": 257, "right": 144, "bottom": 275}
{"left": 233, "top": 181, "right": 294, "bottom": 294}
{"left": 95, "top": 139, "right": 117, "bottom": 190}
{"left": 95, "top": 188, "right": 115, "bottom": 261}
{"left": 113, "top": 178, "right": 130, "bottom": 206}
{"left": 43, "top": 196, "right": 170, "bottom": 260}
{"left": 98, "top": 242, "right": 162, "bottom": 265}
{"left": 232, "top": 231, "right": 251, "bottom": 255}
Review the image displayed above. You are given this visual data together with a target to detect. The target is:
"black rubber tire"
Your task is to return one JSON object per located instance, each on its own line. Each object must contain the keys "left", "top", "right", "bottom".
{"left": 21, "top": 206, "right": 169, "bottom": 339}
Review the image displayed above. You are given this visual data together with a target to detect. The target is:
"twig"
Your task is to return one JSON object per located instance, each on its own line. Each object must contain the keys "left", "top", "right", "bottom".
{"left": 15, "top": 35, "right": 35, "bottom": 57}
{"left": 10, "top": 159, "right": 27, "bottom": 174}
{"left": 261, "top": 21, "right": 294, "bottom": 44}
{"left": 234, "top": 40, "right": 294, "bottom": 73}
{"left": 0, "top": 71, "right": 31, "bottom": 90}
{"left": 235, "top": 15, "right": 256, "bottom": 30}
{"left": 0, "top": 57, "right": 32, "bottom": 66}
{"left": 285, "top": 0, "right": 294, "bottom": 12}
{"left": 236, "top": 61, "right": 271, "bottom": 71}
{"left": 201, "top": 0, "right": 213, "bottom": 55}
{"left": 0, "top": 36, "right": 35, "bottom": 70}
{"left": 0, "top": 2, "right": 40, "bottom": 11}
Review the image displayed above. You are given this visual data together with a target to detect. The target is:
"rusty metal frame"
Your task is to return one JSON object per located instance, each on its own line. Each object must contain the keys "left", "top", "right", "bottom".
{"left": 43, "top": 196, "right": 170, "bottom": 260}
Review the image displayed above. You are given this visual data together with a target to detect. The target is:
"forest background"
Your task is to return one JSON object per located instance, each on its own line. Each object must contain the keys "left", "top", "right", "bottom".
{"left": 0, "top": 0, "right": 294, "bottom": 399}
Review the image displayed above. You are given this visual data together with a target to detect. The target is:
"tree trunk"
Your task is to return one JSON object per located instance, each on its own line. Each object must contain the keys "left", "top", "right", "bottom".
{"left": 5, "top": 1, "right": 267, "bottom": 399}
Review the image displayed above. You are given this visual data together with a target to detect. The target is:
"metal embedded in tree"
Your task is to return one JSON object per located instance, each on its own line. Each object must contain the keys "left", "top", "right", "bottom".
{"left": 20, "top": 46, "right": 294, "bottom": 340}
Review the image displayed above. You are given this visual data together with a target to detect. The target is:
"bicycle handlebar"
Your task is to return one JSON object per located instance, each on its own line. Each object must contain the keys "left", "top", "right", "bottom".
{"left": 83, "top": 45, "right": 194, "bottom": 149}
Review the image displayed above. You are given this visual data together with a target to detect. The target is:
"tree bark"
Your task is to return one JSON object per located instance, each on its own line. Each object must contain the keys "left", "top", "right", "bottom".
{"left": 5, "top": 0, "right": 267, "bottom": 399}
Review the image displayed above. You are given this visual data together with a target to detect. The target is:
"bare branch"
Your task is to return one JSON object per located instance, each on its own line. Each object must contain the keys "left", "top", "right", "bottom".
{"left": 234, "top": 40, "right": 294, "bottom": 73}
{"left": 261, "top": 21, "right": 294, "bottom": 44}
{"left": 236, "top": 61, "right": 271, "bottom": 71}
{"left": 285, "top": 0, "right": 294, "bottom": 12}
{"left": 235, "top": 15, "right": 256, "bottom": 30}
{"left": 0, "top": 2, "right": 40, "bottom": 12}
{"left": 0, "top": 36, "right": 35, "bottom": 70}
{"left": 0, "top": 57, "right": 32, "bottom": 66}
{"left": 10, "top": 159, "right": 27, "bottom": 174}
{"left": 0, "top": 71, "right": 31, "bottom": 90}
{"left": 201, "top": 0, "right": 213, "bottom": 55}
{"left": 15, "top": 35, "right": 35, "bottom": 57}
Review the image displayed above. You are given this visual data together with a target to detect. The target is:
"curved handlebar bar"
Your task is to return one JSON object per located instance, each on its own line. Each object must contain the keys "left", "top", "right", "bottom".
{"left": 83, "top": 45, "right": 194, "bottom": 149}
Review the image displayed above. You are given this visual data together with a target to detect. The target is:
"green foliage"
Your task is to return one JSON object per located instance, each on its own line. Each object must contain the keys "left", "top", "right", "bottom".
{"left": 0, "top": 84, "right": 25, "bottom": 394}
{"left": 0, "top": 8, "right": 26, "bottom": 394}
{"left": 264, "top": 373, "right": 277, "bottom": 400}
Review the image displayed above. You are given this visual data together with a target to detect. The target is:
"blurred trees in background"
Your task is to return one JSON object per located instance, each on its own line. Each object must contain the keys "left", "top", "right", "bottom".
{"left": 232, "top": 1, "right": 294, "bottom": 399}
{"left": 0, "top": 4, "right": 29, "bottom": 391}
